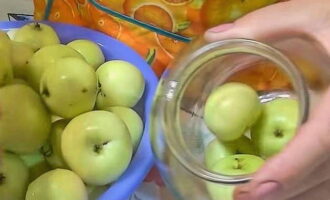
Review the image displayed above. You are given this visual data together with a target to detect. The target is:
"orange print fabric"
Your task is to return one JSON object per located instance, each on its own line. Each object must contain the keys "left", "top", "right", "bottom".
{"left": 33, "top": 0, "right": 279, "bottom": 77}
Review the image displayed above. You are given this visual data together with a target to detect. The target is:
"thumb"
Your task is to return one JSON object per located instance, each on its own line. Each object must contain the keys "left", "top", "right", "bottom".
{"left": 234, "top": 88, "right": 330, "bottom": 200}
{"left": 204, "top": 0, "right": 320, "bottom": 42}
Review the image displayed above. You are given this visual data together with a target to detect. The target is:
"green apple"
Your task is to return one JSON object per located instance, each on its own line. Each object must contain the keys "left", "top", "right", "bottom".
{"left": 20, "top": 151, "right": 51, "bottom": 182}
{"left": 40, "top": 57, "right": 97, "bottom": 118}
{"left": 6, "top": 29, "right": 16, "bottom": 40}
{"left": 210, "top": 154, "right": 264, "bottom": 176}
{"left": 87, "top": 185, "right": 109, "bottom": 200}
{"left": 51, "top": 115, "right": 63, "bottom": 123}
{"left": 0, "top": 84, "right": 51, "bottom": 153}
{"left": 0, "top": 31, "right": 13, "bottom": 86}
{"left": 204, "top": 82, "right": 261, "bottom": 142}
{"left": 26, "top": 44, "right": 84, "bottom": 90}
{"left": 10, "top": 41, "right": 34, "bottom": 79}
{"left": 207, "top": 183, "right": 235, "bottom": 200}
{"left": 0, "top": 31, "right": 11, "bottom": 47}
{"left": 206, "top": 154, "right": 264, "bottom": 200}
{"left": 0, "top": 58, "right": 13, "bottom": 86}
{"left": 96, "top": 60, "right": 145, "bottom": 109}
{"left": 204, "top": 136, "right": 257, "bottom": 169}
{"left": 7, "top": 78, "right": 29, "bottom": 86}
{"left": 0, "top": 54, "right": 13, "bottom": 87}
{"left": 0, "top": 152, "right": 29, "bottom": 200}
{"left": 67, "top": 39, "right": 105, "bottom": 70}
{"left": 61, "top": 110, "right": 133, "bottom": 185}
{"left": 251, "top": 98, "right": 299, "bottom": 158}
{"left": 41, "top": 119, "right": 69, "bottom": 169}
{"left": 106, "top": 106, "right": 144, "bottom": 151}
{"left": 13, "top": 22, "right": 60, "bottom": 51}
{"left": 0, "top": 31, "right": 11, "bottom": 55}
{"left": 26, "top": 169, "right": 88, "bottom": 200}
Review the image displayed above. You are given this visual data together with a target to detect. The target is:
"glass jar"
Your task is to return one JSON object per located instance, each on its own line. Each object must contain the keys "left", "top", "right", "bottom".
{"left": 150, "top": 35, "right": 330, "bottom": 200}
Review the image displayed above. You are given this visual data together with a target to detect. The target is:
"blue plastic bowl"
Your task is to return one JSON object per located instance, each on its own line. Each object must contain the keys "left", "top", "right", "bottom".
{"left": 0, "top": 21, "right": 158, "bottom": 200}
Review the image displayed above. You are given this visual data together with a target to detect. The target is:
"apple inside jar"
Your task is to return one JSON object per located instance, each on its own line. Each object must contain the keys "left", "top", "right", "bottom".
{"left": 203, "top": 81, "right": 299, "bottom": 200}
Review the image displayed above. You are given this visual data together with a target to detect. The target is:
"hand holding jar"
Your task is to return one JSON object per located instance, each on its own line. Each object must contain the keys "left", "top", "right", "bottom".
{"left": 205, "top": 0, "right": 330, "bottom": 200}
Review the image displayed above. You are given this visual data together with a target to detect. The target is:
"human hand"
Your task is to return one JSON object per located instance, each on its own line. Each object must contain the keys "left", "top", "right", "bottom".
{"left": 204, "top": 0, "right": 330, "bottom": 200}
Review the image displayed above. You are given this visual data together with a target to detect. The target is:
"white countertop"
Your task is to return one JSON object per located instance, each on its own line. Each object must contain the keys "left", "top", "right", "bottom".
{"left": 0, "top": 0, "right": 33, "bottom": 20}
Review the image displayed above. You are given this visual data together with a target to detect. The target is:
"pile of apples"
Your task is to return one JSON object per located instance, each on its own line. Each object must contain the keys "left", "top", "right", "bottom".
{"left": 203, "top": 82, "right": 299, "bottom": 200}
{"left": 0, "top": 22, "right": 146, "bottom": 200}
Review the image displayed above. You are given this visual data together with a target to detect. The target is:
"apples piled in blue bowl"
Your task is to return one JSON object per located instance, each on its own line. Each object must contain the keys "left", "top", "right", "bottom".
{"left": 203, "top": 82, "right": 299, "bottom": 200}
{"left": 0, "top": 22, "right": 152, "bottom": 200}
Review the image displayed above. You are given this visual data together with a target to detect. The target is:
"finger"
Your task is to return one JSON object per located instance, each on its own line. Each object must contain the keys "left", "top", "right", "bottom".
{"left": 204, "top": 0, "right": 328, "bottom": 42}
{"left": 234, "top": 123, "right": 329, "bottom": 200}
{"left": 233, "top": 87, "right": 330, "bottom": 200}
{"left": 273, "top": 159, "right": 330, "bottom": 200}
{"left": 288, "top": 180, "right": 330, "bottom": 200}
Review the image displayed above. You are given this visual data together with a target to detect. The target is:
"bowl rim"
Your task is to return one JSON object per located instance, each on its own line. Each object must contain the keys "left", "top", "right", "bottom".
{"left": 0, "top": 20, "right": 159, "bottom": 200}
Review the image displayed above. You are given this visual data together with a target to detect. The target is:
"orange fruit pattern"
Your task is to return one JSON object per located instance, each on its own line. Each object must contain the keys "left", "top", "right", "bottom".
{"left": 133, "top": 5, "right": 174, "bottom": 31}
{"left": 33, "top": 0, "right": 279, "bottom": 78}
{"left": 228, "top": 61, "right": 291, "bottom": 91}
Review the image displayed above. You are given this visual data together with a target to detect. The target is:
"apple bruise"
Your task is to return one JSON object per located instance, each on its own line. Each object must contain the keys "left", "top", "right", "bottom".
{"left": 93, "top": 141, "right": 110, "bottom": 154}
{"left": 81, "top": 88, "right": 88, "bottom": 93}
{"left": 0, "top": 173, "right": 5, "bottom": 185}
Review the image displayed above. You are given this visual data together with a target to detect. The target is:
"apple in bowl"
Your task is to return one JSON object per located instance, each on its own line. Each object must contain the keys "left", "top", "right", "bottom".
{"left": 0, "top": 21, "right": 157, "bottom": 200}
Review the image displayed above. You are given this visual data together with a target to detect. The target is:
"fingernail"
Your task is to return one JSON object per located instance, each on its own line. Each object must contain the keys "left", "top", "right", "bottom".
{"left": 254, "top": 181, "right": 280, "bottom": 200}
{"left": 207, "top": 23, "right": 234, "bottom": 33}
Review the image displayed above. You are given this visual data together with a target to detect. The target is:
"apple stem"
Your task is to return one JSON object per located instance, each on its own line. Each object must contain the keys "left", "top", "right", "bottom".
{"left": 97, "top": 81, "right": 107, "bottom": 97}
{"left": 41, "top": 86, "right": 50, "bottom": 98}
{"left": 274, "top": 129, "right": 284, "bottom": 138}
{"left": 94, "top": 141, "right": 110, "bottom": 154}
{"left": 0, "top": 173, "right": 5, "bottom": 185}
{"left": 234, "top": 158, "right": 242, "bottom": 169}
{"left": 34, "top": 22, "right": 41, "bottom": 31}
{"left": 40, "top": 144, "right": 52, "bottom": 157}
{"left": 94, "top": 144, "right": 102, "bottom": 153}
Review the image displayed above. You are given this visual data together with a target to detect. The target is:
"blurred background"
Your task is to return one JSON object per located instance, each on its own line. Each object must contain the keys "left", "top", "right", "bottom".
{"left": 0, "top": 0, "right": 33, "bottom": 20}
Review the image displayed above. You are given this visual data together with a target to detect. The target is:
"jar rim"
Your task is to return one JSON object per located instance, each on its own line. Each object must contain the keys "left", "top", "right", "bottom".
{"left": 153, "top": 38, "right": 309, "bottom": 184}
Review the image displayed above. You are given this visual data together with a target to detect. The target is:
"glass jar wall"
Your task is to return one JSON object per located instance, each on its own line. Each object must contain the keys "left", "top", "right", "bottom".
{"left": 150, "top": 36, "right": 330, "bottom": 200}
